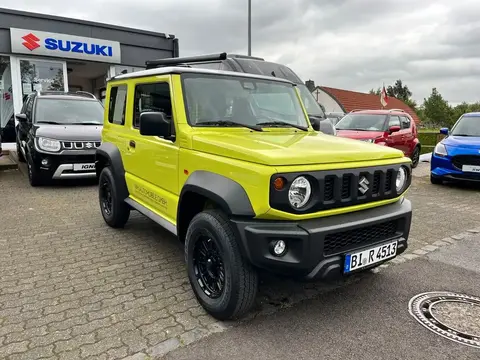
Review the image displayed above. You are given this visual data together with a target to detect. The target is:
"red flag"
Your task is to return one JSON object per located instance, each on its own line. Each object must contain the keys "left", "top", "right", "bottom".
{"left": 380, "top": 85, "right": 388, "bottom": 107}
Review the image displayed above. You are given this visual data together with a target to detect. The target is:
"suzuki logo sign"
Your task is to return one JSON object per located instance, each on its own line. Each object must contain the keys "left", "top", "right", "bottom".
{"left": 21, "top": 33, "right": 40, "bottom": 51}
{"left": 10, "top": 28, "right": 121, "bottom": 64}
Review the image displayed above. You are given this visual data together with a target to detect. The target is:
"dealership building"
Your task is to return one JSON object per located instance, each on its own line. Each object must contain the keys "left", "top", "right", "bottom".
{"left": 0, "top": 7, "right": 178, "bottom": 145}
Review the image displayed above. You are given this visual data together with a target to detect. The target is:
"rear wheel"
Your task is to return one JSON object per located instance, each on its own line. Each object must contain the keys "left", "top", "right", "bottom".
{"left": 98, "top": 166, "right": 130, "bottom": 228}
{"left": 185, "top": 209, "right": 258, "bottom": 320}
{"left": 411, "top": 146, "right": 420, "bottom": 168}
{"left": 430, "top": 174, "right": 442, "bottom": 185}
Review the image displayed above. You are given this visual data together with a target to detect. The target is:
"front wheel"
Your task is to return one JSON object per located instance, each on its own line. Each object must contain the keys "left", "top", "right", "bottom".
{"left": 185, "top": 209, "right": 258, "bottom": 320}
{"left": 411, "top": 146, "right": 420, "bottom": 168}
{"left": 430, "top": 174, "right": 443, "bottom": 185}
{"left": 98, "top": 166, "right": 130, "bottom": 228}
{"left": 26, "top": 154, "right": 43, "bottom": 186}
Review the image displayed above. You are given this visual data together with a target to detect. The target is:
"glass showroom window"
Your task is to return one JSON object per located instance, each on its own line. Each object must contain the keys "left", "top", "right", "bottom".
{"left": 20, "top": 59, "right": 65, "bottom": 98}
{"left": 0, "top": 55, "right": 15, "bottom": 143}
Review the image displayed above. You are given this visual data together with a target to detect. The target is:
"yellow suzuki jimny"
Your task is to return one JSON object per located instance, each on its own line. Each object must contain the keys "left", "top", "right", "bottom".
{"left": 95, "top": 54, "right": 412, "bottom": 320}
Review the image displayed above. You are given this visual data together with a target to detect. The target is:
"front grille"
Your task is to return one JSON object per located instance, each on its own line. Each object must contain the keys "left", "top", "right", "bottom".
{"left": 61, "top": 141, "right": 101, "bottom": 151}
{"left": 323, "top": 220, "right": 398, "bottom": 256}
{"left": 269, "top": 164, "right": 406, "bottom": 214}
{"left": 452, "top": 155, "right": 480, "bottom": 170}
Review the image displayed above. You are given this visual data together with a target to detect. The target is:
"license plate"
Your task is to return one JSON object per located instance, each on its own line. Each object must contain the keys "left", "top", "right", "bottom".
{"left": 73, "top": 163, "right": 96, "bottom": 171}
{"left": 344, "top": 241, "right": 398, "bottom": 273}
{"left": 462, "top": 165, "right": 480, "bottom": 173}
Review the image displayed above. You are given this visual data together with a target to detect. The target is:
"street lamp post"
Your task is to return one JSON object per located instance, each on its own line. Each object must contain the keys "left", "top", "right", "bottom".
{"left": 247, "top": 0, "right": 251, "bottom": 56}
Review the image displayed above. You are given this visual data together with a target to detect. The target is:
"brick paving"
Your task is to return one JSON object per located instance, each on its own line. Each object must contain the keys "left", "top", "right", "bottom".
{"left": 0, "top": 162, "right": 478, "bottom": 359}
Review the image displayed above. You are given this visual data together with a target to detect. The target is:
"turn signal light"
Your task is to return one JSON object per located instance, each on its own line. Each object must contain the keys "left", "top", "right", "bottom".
{"left": 273, "top": 177, "right": 286, "bottom": 190}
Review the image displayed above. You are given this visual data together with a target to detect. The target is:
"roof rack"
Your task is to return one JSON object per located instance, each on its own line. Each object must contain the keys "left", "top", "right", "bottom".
{"left": 36, "top": 90, "right": 96, "bottom": 99}
{"left": 387, "top": 108, "right": 406, "bottom": 113}
{"left": 75, "top": 91, "right": 96, "bottom": 99}
{"left": 146, "top": 53, "right": 228, "bottom": 69}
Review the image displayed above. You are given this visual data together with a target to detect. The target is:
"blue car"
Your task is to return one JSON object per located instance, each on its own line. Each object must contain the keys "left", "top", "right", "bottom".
{"left": 430, "top": 112, "right": 480, "bottom": 184}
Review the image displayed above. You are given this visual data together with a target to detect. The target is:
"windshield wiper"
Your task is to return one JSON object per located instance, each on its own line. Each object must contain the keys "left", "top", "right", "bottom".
{"left": 256, "top": 121, "right": 308, "bottom": 131}
{"left": 36, "top": 121, "right": 62, "bottom": 125}
{"left": 337, "top": 128, "right": 369, "bottom": 131}
{"left": 198, "top": 120, "right": 263, "bottom": 132}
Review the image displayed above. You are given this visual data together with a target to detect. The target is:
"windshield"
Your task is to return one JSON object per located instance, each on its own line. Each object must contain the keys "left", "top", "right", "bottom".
{"left": 35, "top": 98, "right": 104, "bottom": 125}
{"left": 335, "top": 113, "right": 387, "bottom": 131}
{"left": 450, "top": 116, "right": 480, "bottom": 136}
{"left": 182, "top": 74, "right": 309, "bottom": 128}
{"left": 296, "top": 84, "right": 326, "bottom": 118}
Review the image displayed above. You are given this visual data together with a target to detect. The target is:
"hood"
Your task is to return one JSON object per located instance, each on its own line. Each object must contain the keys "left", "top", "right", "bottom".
{"left": 336, "top": 129, "right": 385, "bottom": 140}
{"left": 34, "top": 124, "right": 103, "bottom": 141}
{"left": 444, "top": 135, "right": 480, "bottom": 149}
{"left": 191, "top": 130, "right": 404, "bottom": 166}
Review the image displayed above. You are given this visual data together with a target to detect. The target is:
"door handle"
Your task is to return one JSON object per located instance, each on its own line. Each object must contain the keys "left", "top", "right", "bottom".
{"left": 129, "top": 140, "right": 136, "bottom": 148}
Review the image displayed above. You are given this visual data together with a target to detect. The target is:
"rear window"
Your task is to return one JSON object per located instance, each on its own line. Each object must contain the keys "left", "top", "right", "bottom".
{"left": 35, "top": 98, "right": 104, "bottom": 125}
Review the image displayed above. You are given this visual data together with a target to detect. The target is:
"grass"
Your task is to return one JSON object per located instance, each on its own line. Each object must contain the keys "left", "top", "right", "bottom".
{"left": 418, "top": 128, "right": 444, "bottom": 154}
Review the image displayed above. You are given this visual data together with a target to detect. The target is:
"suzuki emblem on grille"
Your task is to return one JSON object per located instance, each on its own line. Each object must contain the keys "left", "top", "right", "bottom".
{"left": 85, "top": 142, "right": 93, "bottom": 148}
{"left": 358, "top": 176, "right": 370, "bottom": 195}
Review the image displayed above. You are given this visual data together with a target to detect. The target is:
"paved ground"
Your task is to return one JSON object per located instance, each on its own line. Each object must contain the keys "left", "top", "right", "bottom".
{"left": 0, "top": 162, "right": 479, "bottom": 359}
{"left": 164, "top": 234, "right": 480, "bottom": 360}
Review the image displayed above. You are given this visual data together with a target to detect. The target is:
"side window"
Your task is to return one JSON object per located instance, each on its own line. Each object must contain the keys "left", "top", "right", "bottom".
{"left": 108, "top": 85, "right": 127, "bottom": 125}
{"left": 133, "top": 82, "right": 173, "bottom": 130}
{"left": 401, "top": 115, "right": 411, "bottom": 129}
{"left": 388, "top": 115, "right": 401, "bottom": 127}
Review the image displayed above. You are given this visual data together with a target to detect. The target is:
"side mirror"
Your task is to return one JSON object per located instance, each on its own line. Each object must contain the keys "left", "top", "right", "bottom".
{"left": 309, "top": 116, "right": 321, "bottom": 131}
{"left": 389, "top": 125, "right": 401, "bottom": 134}
{"left": 139, "top": 112, "right": 171, "bottom": 138}
{"left": 318, "top": 119, "right": 336, "bottom": 136}
{"left": 15, "top": 113, "right": 27, "bottom": 122}
{"left": 440, "top": 127, "right": 449, "bottom": 135}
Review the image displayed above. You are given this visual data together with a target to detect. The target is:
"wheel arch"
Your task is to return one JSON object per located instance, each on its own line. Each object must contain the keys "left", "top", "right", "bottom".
{"left": 95, "top": 142, "right": 129, "bottom": 201}
{"left": 176, "top": 171, "right": 255, "bottom": 242}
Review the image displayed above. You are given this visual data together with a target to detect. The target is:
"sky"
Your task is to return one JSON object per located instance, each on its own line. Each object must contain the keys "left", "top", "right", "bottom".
{"left": 1, "top": 0, "right": 479, "bottom": 105}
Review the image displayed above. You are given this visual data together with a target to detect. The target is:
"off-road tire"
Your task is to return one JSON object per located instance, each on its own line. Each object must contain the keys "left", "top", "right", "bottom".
{"left": 26, "top": 154, "right": 43, "bottom": 187}
{"left": 430, "top": 174, "right": 443, "bottom": 185}
{"left": 185, "top": 209, "right": 258, "bottom": 320}
{"left": 98, "top": 166, "right": 130, "bottom": 228}
{"left": 16, "top": 139, "right": 25, "bottom": 162}
{"left": 411, "top": 146, "right": 420, "bottom": 168}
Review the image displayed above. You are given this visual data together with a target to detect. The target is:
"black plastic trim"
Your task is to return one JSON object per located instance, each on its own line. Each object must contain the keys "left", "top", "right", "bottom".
{"left": 95, "top": 142, "right": 129, "bottom": 200}
{"left": 179, "top": 171, "right": 255, "bottom": 217}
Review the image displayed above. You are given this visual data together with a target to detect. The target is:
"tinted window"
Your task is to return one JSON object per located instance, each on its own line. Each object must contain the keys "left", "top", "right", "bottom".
{"left": 335, "top": 114, "right": 387, "bottom": 131}
{"left": 35, "top": 98, "right": 104, "bottom": 124}
{"left": 400, "top": 115, "right": 411, "bottom": 129}
{"left": 388, "top": 115, "right": 401, "bottom": 127}
{"left": 25, "top": 97, "right": 34, "bottom": 121}
{"left": 133, "top": 82, "right": 172, "bottom": 129}
{"left": 108, "top": 85, "right": 127, "bottom": 125}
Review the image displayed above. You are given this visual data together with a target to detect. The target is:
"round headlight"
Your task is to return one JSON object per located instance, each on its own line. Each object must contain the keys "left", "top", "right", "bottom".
{"left": 396, "top": 166, "right": 408, "bottom": 193}
{"left": 288, "top": 176, "right": 312, "bottom": 209}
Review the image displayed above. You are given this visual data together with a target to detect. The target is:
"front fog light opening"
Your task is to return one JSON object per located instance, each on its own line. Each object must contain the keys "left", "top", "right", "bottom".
{"left": 41, "top": 158, "right": 50, "bottom": 167}
{"left": 396, "top": 166, "right": 408, "bottom": 192}
{"left": 270, "top": 240, "right": 287, "bottom": 257}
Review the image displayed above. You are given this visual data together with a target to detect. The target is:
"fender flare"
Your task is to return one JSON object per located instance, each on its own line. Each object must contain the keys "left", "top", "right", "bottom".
{"left": 178, "top": 170, "right": 256, "bottom": 218}
{"left": 95, "top": 142, "right": 129, "bottom": 200}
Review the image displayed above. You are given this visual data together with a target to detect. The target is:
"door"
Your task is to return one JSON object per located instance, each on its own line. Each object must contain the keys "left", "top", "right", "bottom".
{"left": 387, "top": 115, "right": 405, "bottom": 152}
{"left": 126, "top": 77, "right": 179, "bottom": 224}
{"left": 400, "top": 115, "right": 414, "bottom": 156}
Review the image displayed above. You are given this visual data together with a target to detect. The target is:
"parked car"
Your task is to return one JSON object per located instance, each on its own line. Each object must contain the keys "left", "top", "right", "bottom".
{"left": 96, "top": 58, "right": 413, "bottom": 321}
{"left": 335, "top": 109, "right": 421, "bottom": 168}
{"left": 145, "top": 53, "right": 337, "bottom": 136}
{"left": 15, "top": 91, "right": 104, "bottom": 186}
{"left": 325, "top": 112, "right": 345, "bottom": 126}
{"left": 430, "top": 112, "right": 480, "bottom": 184}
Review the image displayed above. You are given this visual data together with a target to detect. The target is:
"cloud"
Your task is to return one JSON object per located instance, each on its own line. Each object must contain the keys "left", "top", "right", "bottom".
{"left": 1, "top": 0, "right": 479, "bottom": 104}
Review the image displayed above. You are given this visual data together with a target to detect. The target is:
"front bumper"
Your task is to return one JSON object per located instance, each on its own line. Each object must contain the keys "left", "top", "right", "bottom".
{"left": 231, "top": 198, "right": 412, "bottom": 280}
{"left": 431, "top": 153, "right": 480, "bottom": 182}
{"left": 32, "top": 150, "right": 97, "bottom": 180}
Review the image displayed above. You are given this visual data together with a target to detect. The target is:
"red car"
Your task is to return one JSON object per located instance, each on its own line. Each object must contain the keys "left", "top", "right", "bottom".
{"left": 335, "top": 109, "right": 421, "bottom": 168}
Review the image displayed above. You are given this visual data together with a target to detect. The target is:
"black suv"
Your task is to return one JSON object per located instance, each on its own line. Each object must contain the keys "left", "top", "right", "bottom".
{"left": 15, "top": 91, "right": 104, "bottom": 186}
{"left": 145, "top": 53, "right": 336, "bottom": 135}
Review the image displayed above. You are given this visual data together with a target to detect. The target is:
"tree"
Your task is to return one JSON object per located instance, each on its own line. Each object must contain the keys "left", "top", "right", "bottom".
{"left": 386, "top": 80, "right": 412, "bottom": 102}
{"left": 369, "top": 88, "right": 381, "bottom": 95}
{"left": 422, "top": 88, "right": 452, "bottom": 127}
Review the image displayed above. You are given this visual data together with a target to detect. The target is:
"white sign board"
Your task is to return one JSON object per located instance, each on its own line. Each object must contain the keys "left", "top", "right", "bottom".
{"left": 10, "top": 28, "right": 121, "bottom": 64}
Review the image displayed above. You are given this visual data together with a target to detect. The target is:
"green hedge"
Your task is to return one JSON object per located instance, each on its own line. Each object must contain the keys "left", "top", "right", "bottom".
{"left": 418, "top": 130, "right": 445, "bottom": 154}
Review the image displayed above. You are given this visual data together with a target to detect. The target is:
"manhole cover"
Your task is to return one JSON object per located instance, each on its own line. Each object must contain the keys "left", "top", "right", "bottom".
{"left": 408, "top": 291, "right": 480, "bottom": 349}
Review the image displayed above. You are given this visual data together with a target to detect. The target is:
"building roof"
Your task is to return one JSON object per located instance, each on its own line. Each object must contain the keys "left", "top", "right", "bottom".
{"left": 319, "top": 86, "right": 420, "bottom": 124}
